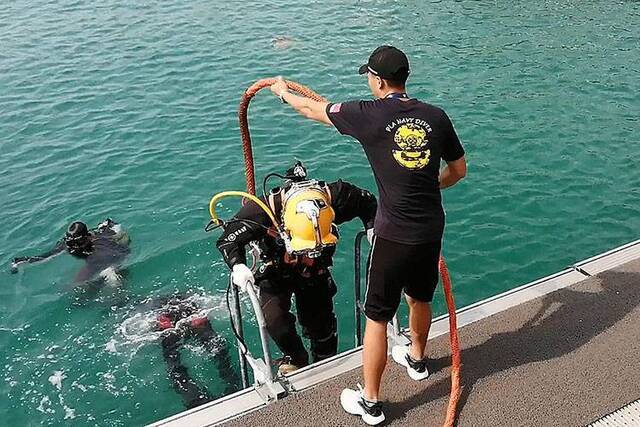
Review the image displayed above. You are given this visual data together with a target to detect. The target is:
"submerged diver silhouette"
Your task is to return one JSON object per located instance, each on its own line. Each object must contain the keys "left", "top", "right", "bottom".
{"left": 136, "top": 293, "right": 241, "bottom": 409}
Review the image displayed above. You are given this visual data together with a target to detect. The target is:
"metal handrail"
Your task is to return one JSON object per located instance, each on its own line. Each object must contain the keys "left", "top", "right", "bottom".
{"left": 228, "top": 230, "right": 371, "bottom": 394}
{"left": 229, "top": 283, "right": 249, "bottom": 389}
{"left": 227, "top": 272, "right": 276, "bottom": 390}
{"left": 354, "top": 230, "right": 366, "bottom": 346}
{"left": 245, "top": 283, "right": 274, "bottom": 384}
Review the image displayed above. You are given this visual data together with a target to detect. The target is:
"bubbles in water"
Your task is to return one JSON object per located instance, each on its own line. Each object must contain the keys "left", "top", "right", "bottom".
{"left": 113, "top": 292, "right": 227, "bottom": 355}
{"left": 48, "top": 371, "right": 66, "bottom": 391}
{"left": 117, "top": 312, "right": 164, "bottom": 348}
{"left": 105, "top": 339, "right": 117, "bottom": 353}
{"left": 72, "top": 380, "right": 87, "bottom": 392}
{"left": 57, "top": 394, "right": 76, "bottom": 420}
{"left": 37, "top": 396, "right": 54, "bottom": 414}
{"left": 100, "top": 372, "right": 120, "bottom": 396}
{"left": 63, "top": 405, "right": 76, "bottom": 420}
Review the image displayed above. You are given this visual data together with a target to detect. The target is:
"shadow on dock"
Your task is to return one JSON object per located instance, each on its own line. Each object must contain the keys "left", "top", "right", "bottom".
{"left": 385, "top": 268, "right": 640, "bottom": 424}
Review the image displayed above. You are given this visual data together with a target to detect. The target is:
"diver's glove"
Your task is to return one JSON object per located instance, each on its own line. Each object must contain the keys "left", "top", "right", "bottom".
{"left": 231, "top": 264, "right": 255, "bottom": 292}
{"left": 10, "top": 257, "right": 27, "bottom": 274}
{"left": 97, "top": 218, "right": 115, "bottom": 232}
{"left": 366, "top": 228, "right": 375, "bottom": 245}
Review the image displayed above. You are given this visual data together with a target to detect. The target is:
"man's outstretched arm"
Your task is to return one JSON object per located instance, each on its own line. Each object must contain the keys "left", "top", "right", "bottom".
{"left": 270, "top": 77, "right": 332, "bottom": 126}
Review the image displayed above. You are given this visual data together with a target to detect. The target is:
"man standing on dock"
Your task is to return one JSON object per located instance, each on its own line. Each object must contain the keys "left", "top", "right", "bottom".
{"left": 270, "top": 45, "right": 466, "bottom": 425}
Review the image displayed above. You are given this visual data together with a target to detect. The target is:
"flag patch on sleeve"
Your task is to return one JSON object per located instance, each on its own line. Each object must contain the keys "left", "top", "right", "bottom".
{"left": 329, "top": 103, "right": 342, "bottom": 113}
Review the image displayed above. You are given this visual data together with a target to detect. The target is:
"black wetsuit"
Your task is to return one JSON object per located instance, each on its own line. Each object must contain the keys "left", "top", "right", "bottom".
{"left": 145, "top": 294, "right": 241, "bottom": 408}
{"left": 216, "top": 180, "right": 377, "bottom": 367}
{"left": 74, "top": 231, "right": 129, "bottom": 283}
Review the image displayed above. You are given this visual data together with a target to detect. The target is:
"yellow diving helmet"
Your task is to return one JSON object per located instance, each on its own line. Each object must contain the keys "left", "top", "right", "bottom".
{"left": 281, "top": 183, "right": 338, "bottom": 257}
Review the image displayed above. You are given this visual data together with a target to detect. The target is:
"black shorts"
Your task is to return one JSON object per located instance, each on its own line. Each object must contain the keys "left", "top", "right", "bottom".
{"left": 364, "top": 235, "right": 441, "bottom": 322}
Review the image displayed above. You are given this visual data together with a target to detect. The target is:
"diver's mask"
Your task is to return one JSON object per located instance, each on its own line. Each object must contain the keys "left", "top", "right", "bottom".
{"left": 64, "top": 221, "right": 93, "bottom": 256}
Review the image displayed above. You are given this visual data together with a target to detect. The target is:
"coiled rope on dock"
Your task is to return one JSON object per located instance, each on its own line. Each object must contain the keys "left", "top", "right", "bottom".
{"left": 237, "top": 78, "right": 461, "bottom": 427}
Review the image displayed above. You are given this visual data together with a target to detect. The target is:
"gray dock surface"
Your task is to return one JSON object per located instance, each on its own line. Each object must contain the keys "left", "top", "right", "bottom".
{"left": 226, "top": 258, "right": 640, "bottom": 426}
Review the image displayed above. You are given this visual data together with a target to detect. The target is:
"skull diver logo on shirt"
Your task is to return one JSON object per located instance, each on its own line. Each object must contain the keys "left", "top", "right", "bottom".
{"left": 387, "top": 119, "right": 432, "bottom": 170}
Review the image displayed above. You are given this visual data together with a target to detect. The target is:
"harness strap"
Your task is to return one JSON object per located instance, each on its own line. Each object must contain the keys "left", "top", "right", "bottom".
{"left": 268, "top": 189, "right": 284, "bottom": 220}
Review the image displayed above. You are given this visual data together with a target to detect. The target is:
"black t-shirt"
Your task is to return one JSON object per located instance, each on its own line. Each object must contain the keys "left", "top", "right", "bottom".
{"left": 327, "top": 98, "right": 464, "bottom": 244}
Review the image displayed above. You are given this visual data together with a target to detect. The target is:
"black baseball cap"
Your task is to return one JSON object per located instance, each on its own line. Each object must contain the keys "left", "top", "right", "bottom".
{"left": 358, "top": 45, "right": 410, "bottom": 81}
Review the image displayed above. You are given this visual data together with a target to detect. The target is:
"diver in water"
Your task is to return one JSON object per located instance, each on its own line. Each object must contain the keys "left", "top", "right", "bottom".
{"left": 136, "top": 293, "right": 241, "bottom": 408}
{"left": 10, "top": 218, "right": 130, "bottom": 286}
{"left": 216, "top": 161, "right": 377, "bottom": 374}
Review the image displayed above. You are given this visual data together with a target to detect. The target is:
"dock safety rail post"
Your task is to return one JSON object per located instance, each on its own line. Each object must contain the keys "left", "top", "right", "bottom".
{"left": 354, "top": 230, "right": 366, "bottom": 346}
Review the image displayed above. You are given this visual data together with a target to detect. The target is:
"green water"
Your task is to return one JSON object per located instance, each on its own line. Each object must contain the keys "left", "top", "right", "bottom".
{"left": 1, "top": 0, "right": 639, "bottom": 424}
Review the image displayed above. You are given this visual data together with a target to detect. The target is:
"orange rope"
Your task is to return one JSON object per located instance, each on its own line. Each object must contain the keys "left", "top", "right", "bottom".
{"left": 238, "top": 78, "right": 326, "bottom": 195}
{"left": 237, "top": 78, "right": 461, "bottom": 426}
{"left": 440, "top": 256, "right": 462, "bottom": 427}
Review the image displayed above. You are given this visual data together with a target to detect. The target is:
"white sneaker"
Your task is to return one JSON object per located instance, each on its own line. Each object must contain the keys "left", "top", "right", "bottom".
{"left": 340, "top": 385, "right": 385, "bottom": 426}
{"left": 392, "top": 345, "right": 430, "bottom": 381}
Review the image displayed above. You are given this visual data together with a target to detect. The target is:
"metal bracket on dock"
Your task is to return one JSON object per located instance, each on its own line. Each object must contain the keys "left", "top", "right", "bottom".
{"left": 253, "top": 371, "right": 287, "bottom": 403}
{"left": 572, "top": 265, "right": 592, "bottom": 277}
{"left": 387, "top": 321, "right": 410, "bottom": 348}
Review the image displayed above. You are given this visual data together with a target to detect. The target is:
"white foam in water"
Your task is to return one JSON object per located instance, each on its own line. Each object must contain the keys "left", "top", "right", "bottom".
{"left": 72, "top": 381, "right": 87, "bottom": 392}
{"left": 101, "top": 371, "right": 121, "bottom": 396}
{"left": 114, "top": 292, "right": 227, "bottom": 354}
{"left": 105, "top": 339, "right": 117, "bottom": 353}
{"left": 183, "top": 343, "right": 207, "bottom": 356}
{"left": 37, "top": 396, "right": 54, "bottom": 414}
{"left": 57, "top": 394, "right": 76, "bottom": 420}
{"left": 100, "top": 266, "right": 122, "bottom": 287}
{"left": 117, "top": 312, "right": 163, "bottom": 347}
{"left": 63, "top": 406, "right": 76, "bottom": 420}
{"left": 48, "top": 371, "right": 66, "bottom": 390}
